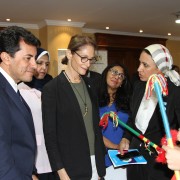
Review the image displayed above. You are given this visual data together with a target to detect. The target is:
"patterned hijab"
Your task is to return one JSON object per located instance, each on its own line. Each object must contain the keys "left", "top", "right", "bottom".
{"left": 145, "top": 44, "right": 180, "bottom": 86}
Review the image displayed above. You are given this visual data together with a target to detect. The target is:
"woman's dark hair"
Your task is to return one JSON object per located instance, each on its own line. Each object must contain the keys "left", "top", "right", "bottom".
{"left": 99, "top": 63, "right": 132, "bottom": 112}
{"left": 172, "top": 64, "right": 180, "bottom": 74}
{"left": 142, "top": 48, "right": 152, "bottom": 56}
{"left": 61, "top": 34, "right": 97, "bottom": 64}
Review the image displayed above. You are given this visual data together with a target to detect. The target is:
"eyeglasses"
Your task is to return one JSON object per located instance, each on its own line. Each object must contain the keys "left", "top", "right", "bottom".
{"left": 109, "top": 68, "right": 125, "bottom": 80}
{"left": 73, "top": 51, "right": 97, "bottom": 64}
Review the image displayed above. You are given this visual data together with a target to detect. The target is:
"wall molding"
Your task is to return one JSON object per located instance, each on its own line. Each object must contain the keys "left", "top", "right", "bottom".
{"left": 0, "top": 20, "right": 180, "bottom": 40}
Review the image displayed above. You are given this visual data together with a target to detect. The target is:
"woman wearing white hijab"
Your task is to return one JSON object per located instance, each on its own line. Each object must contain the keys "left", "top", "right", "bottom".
{"left": 119, "top": 44, "right": 180, "bottom": 180}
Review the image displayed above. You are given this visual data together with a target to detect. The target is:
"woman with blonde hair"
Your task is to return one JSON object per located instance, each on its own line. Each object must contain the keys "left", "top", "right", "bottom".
{"left": 42, "top": 35, "right": 106, "bottom": 180}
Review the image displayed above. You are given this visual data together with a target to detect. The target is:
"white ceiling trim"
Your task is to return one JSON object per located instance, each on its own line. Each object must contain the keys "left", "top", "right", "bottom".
{"left": 82, "top": 28, "right": 180, "bottom": 40}
{"left": 0, "top": 22, "right": 39, "bottom": 29}
{"left": 1, "top": 21, "right": 180, "bottom": 40}
{"left": 44, "top": 20, "right": 85, "bottom": 28}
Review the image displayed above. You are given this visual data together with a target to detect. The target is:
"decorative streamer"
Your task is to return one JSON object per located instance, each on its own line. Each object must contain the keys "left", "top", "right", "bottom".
{"left": 99, "top": 111, "right": 162, "bottom": 154}
{"left": 145, "top": 74, "right": 180, "bottom": 180}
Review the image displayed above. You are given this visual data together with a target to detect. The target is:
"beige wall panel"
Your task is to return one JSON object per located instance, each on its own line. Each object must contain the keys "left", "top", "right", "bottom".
{"left": 39, "top": 26, "right": 48, "bottom": 49}
{"left": 47, "top": 26, "right": 82, "bottom": 77}
{"left": 28, "top": 29, "right": 39, "bottom": 38}
{"left": 166, "top": 40, "right": 180, "bottom": 68}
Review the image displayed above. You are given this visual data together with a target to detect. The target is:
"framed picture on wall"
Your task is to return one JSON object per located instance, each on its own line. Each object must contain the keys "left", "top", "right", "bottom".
{"left": 89, "top": 50, "right": 107, "bottom": 74}
{"left": 58, "top": 49, "right": 67, "bottom": 73}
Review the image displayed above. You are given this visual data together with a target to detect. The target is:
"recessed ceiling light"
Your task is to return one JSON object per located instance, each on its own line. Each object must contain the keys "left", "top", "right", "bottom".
{"left": 6, "top": 18, "right": 10, "bottom": 21}
{"left": 174, "top": 12, "right": 180, "bottom": 23}
{"left": 106, "top": 27, "right": 109, "bottom": 30}
{"left": 175, "top": 19, "right": 180, "bottom": 23}
{"left": 139, "top": 29, "right": 143, "bottom": 33}
{"left": 168, "top": 33, "right": 171, "bottom": 36}
{"left": 175, "top": 14, "right": 180, "bottom": 23}
{"left": 67, "top": 19, "right": 71, "bottom": 22}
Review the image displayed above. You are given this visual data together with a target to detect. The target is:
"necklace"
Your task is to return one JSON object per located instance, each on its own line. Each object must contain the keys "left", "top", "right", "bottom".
{"left": 64, "top": 71, "right": 88, "bottom": 117}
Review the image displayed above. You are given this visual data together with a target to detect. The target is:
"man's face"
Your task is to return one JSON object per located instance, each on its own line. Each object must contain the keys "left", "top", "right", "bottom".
{"left": 8, "top": 40, "right": 37, "bottom": 83}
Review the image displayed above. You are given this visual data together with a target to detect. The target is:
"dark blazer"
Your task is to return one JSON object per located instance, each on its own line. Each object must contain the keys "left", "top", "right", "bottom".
{"left": 87, "top": 70, "right": 102, "bottom": 93}
{"left": 42, "top": 71, "right": 106, "bottom": 180}
{"left": 123, "top": 79, "right": 180, "bottom": 180}
{"left": 0, "top": 73, "right": 36, "bottom": 180}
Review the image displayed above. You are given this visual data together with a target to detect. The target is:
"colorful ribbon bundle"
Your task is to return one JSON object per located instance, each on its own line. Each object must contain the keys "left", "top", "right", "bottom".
{"left": 99, "top": 111, "right": 162, "bottom": 154}
{"left": 145, "top": 73, "right": 179, "bottom": 180}
{"left": 99, "top": 73, "right": 180, "bottom": 179}
{"left": 145, "top": 73, "right": 168, "bottom": 100}
{"left": 99, "top": 111, "right": 179, "bottom": 179}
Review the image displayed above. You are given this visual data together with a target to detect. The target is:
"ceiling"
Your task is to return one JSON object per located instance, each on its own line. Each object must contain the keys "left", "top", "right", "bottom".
{"left": 1, "top": 0, "right": 180, "bottom": 39}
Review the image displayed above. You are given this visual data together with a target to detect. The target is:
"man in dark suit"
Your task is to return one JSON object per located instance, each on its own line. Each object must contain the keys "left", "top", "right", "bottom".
{"left": 0, "top": 26, "right": 39, "bottom": 179}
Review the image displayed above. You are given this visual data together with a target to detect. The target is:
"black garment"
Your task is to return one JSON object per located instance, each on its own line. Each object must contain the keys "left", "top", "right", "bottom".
{"left": 123, "top": 79, "right": 180, "bottom": 180}
{"left": 42, "top": 72, "right": 106, "bottom": 179}
{"left": 25, "top": 74, "right": 53, "bottom": 92}
{"left": 86, "top": 70, "right": 102, "bottom": 94}
{"left": 37, "top": 172, "right": 59, "bottom": 180}
{"left": 131, "top": 72, "right": 140, "bottom": 89}
{"left": 127, "top": 137, "right": 173, "bottom": 180}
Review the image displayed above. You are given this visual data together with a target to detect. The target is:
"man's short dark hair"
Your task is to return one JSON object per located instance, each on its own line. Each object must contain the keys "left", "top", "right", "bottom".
{"left": 0, "top": 26, "right": 40, "bottom": 62}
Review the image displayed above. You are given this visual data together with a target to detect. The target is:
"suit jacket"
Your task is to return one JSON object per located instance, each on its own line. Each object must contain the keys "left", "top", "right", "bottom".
{"left": 0, "top": 73, "right": 36, "bottom": 180}
{"left": 123, "top": 79, "right": 180, "bottom": 179}
{"left": 42, "top": 71, "right": 106, "bottom": 180}
{"left": 88, "top": 71, "right": 102, "bottom": 93}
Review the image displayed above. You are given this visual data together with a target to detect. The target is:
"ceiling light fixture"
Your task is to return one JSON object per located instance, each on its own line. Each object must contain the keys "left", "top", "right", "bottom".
{"left": 67, "top": 19, "right": 71, "bottom": 22}
{"left": 106, "top": 27, "right": 109, "bottom": 30}
{"left": 175, "top": 16, "right": 180, "bottom": 23}
{"left": 168, "top": 33, "right": 171, "bottom": 36}
{"left": 139, "top": 29, "right": 143, "bottom": 33}
{"left": 6, "top": 18, "right": 10, "bottom": 21}
{"left": 174, "top": 11, "right": 180, "bottom": 23}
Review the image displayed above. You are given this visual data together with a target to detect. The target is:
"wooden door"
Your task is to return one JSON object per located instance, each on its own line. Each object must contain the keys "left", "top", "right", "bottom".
{"left": 95, "top": 33, "right": 167, "bottom": 79}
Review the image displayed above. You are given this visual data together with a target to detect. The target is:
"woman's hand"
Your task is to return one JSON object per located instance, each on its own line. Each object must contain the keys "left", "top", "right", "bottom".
{"left": 177, "top": 129, "right": 180, "bottom": 141}
{"left": 32, "top": 175, "right": 39, "bottom": 180}
{"left": 103, "top": 136, "right": 119, "bottom": 149}
{"left": 119, "top": 138, "right": 130, "bottom": 154}
{"left": 163, "top": 145, "right": 180, "bottom": 171}
{"left": 57, "top": 168, "right": 71, "bottom": 180}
